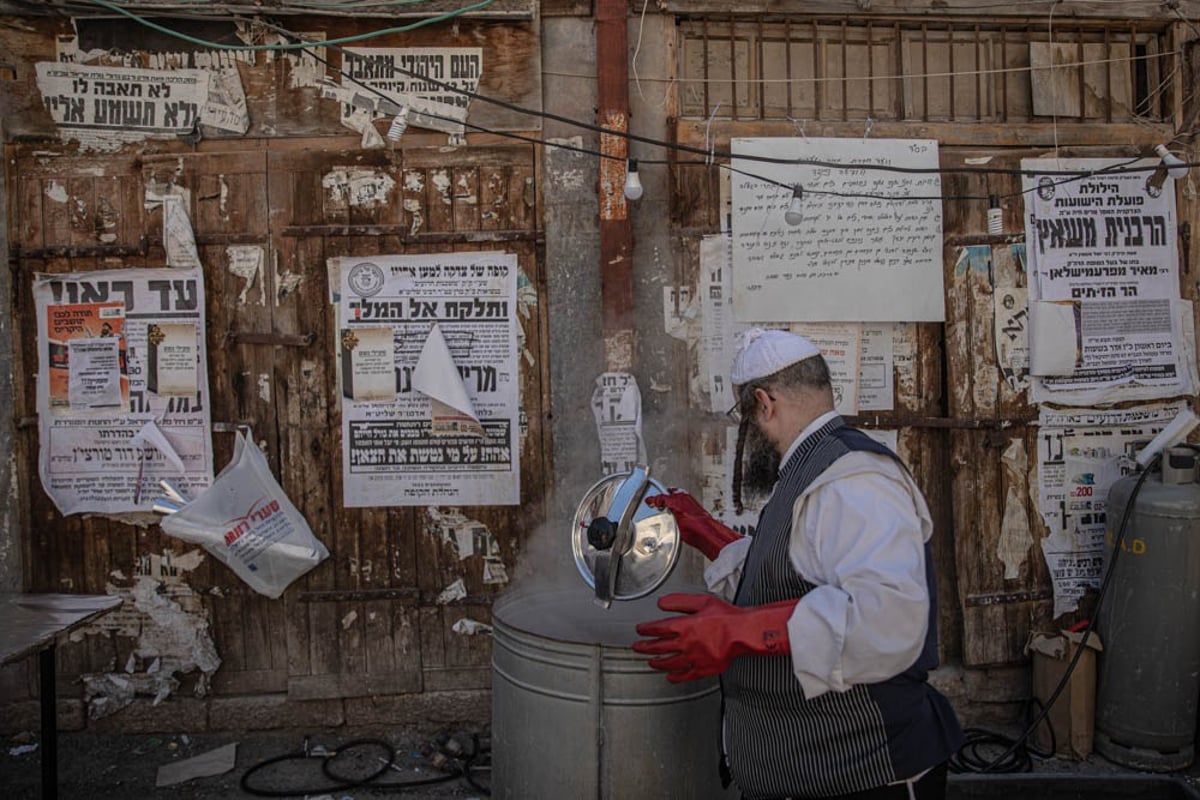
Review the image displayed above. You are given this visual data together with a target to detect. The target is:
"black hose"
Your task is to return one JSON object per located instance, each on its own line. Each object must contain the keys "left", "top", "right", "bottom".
{"left": 950, "top": 458, "right": 1158, "bottom": 774}
{"left": 240, "top": 736, "right": 488, "bottom": 797}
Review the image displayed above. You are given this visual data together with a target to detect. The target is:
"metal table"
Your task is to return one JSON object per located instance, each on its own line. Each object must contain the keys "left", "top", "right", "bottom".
{"left": 0, "top": 593, "right": 123, "bottom": 800}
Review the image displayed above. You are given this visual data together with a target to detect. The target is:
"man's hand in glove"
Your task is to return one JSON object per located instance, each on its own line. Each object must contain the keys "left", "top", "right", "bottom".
{"left": 633, "top": 593, "right": 797, "bottom": 683}
{"left": 645, "top": 489, "right": 741, "bottom": 561}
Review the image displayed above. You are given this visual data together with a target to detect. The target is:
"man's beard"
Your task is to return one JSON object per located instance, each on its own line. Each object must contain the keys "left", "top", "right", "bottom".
{"left": 733, "top": 420, "right": 780, "bottom": 512}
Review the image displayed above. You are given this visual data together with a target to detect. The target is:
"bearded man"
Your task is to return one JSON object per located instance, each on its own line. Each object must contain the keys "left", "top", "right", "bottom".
{"left": 634, "top": 328, "right": 963, "bottom": 800}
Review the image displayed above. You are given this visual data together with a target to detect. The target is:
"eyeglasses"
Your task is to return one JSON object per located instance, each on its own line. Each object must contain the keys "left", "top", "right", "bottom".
{"left": 726, "top": 386, "right": 774, "bottom": 424}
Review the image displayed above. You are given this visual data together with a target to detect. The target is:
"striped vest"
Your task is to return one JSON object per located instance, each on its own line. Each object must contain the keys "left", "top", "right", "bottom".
{"left": 722, "top": 416, "right": 963, "bottom": 799}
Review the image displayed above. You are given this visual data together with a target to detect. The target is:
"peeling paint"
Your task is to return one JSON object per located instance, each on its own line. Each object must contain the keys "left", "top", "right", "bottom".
{"left": 425, "top": 507, "right": 502, "bottom": 570}
{"left": 77, "top": 555, "right": 220, "bottom": 719}
{"left": 218, "top": 174, "right": 229, "bottom": 217}
{"left": 257, "top": 373, "right": 271, "bottom": 403}
{"left": 341, "top": 610, "right": 359, "bottom": 630}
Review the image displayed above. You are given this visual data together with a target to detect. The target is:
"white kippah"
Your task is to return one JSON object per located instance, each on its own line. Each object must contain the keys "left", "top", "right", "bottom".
{"left": 730, "top": 328, "right": 821, "bottom": 386}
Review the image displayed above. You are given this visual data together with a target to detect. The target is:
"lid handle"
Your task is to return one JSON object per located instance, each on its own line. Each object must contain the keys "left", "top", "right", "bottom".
{"left": 594, "top": 465, "right": 652, "bottom": 608}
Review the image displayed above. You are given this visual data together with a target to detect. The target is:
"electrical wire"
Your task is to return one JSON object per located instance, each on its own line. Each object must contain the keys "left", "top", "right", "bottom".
{"left": 81, "top": 0, "right": 498, "bottom": 48}
{"left": 79, "top": 0, "right": 1191, "bottom": 180}
{"left": 279, "top": 30, "right": 1155, "bottom": 205}
{"left": 949, "top": 456, "right": 1160, "bottom": 775}
{"left": 240, "top": 735, "right": 492, "bottom": 797}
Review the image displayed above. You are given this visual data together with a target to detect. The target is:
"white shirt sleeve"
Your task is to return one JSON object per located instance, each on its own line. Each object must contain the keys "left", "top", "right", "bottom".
{"left": 703, "top": 535, "right": 752, "bottom": 601}
{"left": 784, "top": 456, "right": 931, "bottom": 700}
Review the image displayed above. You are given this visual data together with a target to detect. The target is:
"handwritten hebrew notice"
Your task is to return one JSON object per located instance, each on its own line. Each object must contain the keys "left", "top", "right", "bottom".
{"left": 333, "top": 252, "right": 518, "bottom": 507}
{"left": 35, "top": 269, "right": 214, "bottom": 515}
{"left": 730, "top": 138, "right": 944, "bottom": 322}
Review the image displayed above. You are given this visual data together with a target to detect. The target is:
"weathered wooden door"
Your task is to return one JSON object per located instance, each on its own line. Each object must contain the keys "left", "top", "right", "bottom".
{"left": 8, "top": 136, "right": 550, "bottom": 702}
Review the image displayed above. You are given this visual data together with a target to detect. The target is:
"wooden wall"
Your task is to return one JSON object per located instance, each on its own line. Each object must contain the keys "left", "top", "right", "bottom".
{"left": 2, "top": 11, "right": 551, "bottom": 713}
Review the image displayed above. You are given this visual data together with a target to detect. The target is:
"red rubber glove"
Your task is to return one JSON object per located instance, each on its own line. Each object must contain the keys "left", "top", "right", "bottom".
{"left": 632, "top": 593, "right": 798, "bottom": 683}
{"left": 645, "top": 489, "right": 741, "bottom": 561}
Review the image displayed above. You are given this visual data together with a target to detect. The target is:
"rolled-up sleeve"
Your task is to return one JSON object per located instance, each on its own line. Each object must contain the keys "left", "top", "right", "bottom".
{"left": 785, "top": 466, "right": 930, "bottom": 700}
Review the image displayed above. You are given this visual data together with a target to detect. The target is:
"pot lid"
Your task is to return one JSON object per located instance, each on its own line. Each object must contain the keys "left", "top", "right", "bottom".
{"left": 571, "top": 466, "right": 680, "bottom": 608}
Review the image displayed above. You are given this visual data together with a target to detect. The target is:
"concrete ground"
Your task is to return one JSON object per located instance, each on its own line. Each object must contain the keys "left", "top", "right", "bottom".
{"left": 5, "top": 724, "right": 1200, "bottom": 799}
{"left": 1, "top": 729, "right": 490, "bottom": 799}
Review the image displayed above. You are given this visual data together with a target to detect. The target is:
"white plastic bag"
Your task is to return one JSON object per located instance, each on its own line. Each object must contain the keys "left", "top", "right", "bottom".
{"left": 161, "top": 431, "right": 329, "bottom": 598}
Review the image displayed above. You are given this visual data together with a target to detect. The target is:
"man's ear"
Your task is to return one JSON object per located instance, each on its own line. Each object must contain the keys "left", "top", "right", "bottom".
{"left": 753, "top": 386, "right": 774, "bottom": 419}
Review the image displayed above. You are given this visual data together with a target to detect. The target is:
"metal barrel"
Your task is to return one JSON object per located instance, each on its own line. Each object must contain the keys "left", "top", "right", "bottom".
{"left": 490, "top": 587, "right": 736, "bottom": 800}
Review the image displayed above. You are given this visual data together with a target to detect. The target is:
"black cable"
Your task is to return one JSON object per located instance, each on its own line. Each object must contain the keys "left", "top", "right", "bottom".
{"left": 74, "top": 0, "right": 1194, "bottom": 179}
{"left": 269, "top": 23, "right": 1153, "bottom": 207}
{"left": 949, "top": 456, "right": 1159, "bottom": 774}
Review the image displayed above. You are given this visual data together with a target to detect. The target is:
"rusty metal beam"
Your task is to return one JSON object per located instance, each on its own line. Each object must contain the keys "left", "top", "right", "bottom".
{"left": 597, "top": 0, "right": 634, "bottom": 372}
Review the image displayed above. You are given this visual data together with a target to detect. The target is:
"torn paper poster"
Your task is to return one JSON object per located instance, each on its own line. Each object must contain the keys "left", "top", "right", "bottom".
{"left": 130, "top": 419, "right": 186, "bottom": 475}
{"left": 412, "top": 323, "right": 484, "bottom": 436}
{"left": 226, "top": 245, "right": 265, "bottom": 305}
{"left": 335, "top": 252, "right": 519, "bottom": 507}
{"left": 591, "top": 373, "right": 647, "bottom": 476}
{"left": 162, "top": 194, "right": 201, "bottom": 269}
{"left": 1035, "top": 401, "right": 1186, "bottom": 617}
{"left": 436, "top": 578, "right": 467, "bottom": 604}
{"left": 200, "top": 67, "right": 249, "bottom": 134}
{"left": 663, "top": 285, "right": 698, "bottom": 342}
{"left": 35, "top": 62, "right": 211, "bottom": 151}
{"left": 699, "top": 234, "right": 745, "bottom": 413}
{"left": 994, "top": 287, "right": 1031, "bottom": 392}
{"left": 322, "top": 167, "right": 396, "bottom": 210}
{"left": 426, "top": 507, "right": 500, "bottom": 561}
{"left": 81, "top": 571, "right": 220, "bottom": 717}
{"left": 996, "top": 438, "right": 1033, "bottom": 580}
{"left": 339, "top": 47, "right": 482, "bottom": 135}
{"left": 35, "top": 269, "right": 214, "bottom": 515}
{"left": 452, "top": 618, "right": 493, "bottom": 635}
{"left": 483, "top": 556, "right": 509, "bottom": 585}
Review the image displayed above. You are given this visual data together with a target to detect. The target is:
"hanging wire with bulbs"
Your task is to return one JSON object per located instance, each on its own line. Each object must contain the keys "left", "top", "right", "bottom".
{"left": 78, "top": 0, "right": 1198, "bottom": 221}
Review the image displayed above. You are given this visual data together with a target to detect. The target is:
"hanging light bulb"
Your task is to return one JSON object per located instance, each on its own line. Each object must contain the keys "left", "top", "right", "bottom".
{"left": 784, "top": 185, "right": 804, "bottom": 226}
{"left": 1154, "top": 144, "right": 1189, "bottom": 180}
{"left": 623, "top": 159, "right": 644, "bottom": 201}
{"left": 987, "top": 194, "right": 1003, "bottom": 236}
